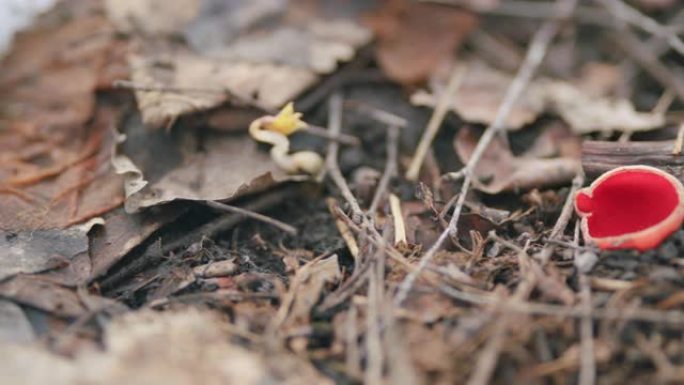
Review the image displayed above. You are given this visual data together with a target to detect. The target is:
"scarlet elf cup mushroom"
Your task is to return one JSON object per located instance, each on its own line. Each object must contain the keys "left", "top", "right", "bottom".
{"left": 574, "top": 165, "right": 684, "bottom": 251}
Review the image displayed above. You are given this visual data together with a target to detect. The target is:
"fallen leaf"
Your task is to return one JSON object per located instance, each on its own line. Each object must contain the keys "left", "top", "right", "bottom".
{"left": 455, "top": 125, "right": 580, "bottom": 194}
{"left": 0, "top": 8, "right": 119, "bottom": 130}
{"left": 89, "top": 207, "right": 185, "bottom": 280}
{"left": 0, "top": 275, "right": 119, "bottom": 318}
{"left": 118, "top": 115, "right": 298, "bottom": 212}
{"left": 128, "top": 53, "right": 317, "bottom": 128}
{"left": 537, "top": 79, "right": 665, "bottom": 134}
{"left": 114, "top": 1, "right": 371, "bottom": 128}
{"left": 413, "top": 60, "right": 664, "bottom": 133}
{"left": 365, "top": 0, "right": 477, "bottom": 85}
{"left": 0, "top": 4, "right": 126, "bottom": 230}
{"left": 0, "top": 299, "right": 35, "bottom": 344}
{"left": 411, "top": 60, "right": 545, "bottom": 129}
{"left": 0, "top": 107, "right": 125, "bottom": 230}
{"left": 0, "top": 226, "right": 89, "bottom": 282}
{"left": 275, "top": 255, "right": 341, "bottom": 330}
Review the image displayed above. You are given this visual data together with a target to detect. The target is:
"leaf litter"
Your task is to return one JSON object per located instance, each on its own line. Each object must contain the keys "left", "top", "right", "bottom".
{"left": 412, "top": 59, "right": 665, "bottom": 132}
{"left": 110, "top": 0, "right": 371, "bottom": 128}
{"left": 1, "top": 0, "right": 684, "bottom": 384}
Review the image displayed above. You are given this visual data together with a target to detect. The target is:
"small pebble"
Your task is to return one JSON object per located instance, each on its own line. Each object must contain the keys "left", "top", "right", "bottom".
{"left": 193, "top": 260, "right": 238, "bottom": 278}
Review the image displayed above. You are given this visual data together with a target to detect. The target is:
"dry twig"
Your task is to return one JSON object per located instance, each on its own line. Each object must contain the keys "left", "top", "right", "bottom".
{"left": 550, "top": 173, "right": 585, "bottom": 240}
{"left": 394, "top": 0, "right": 578, "bottom": 306}
{"left": 597, "top": 0, "right": 684, "bottom": 56}
{"left": 576, "top": 222, "right": 596, "bottom": 385}
{"left": 369, "top": 125, "right": 400, "bottom": 215}
{"left": 325, "top": 94, "right": 364, "bottom": 221}
{"left": 406, "top": 65, "right": 466, "bottom": 181}
{"left": 204, "top": 201, "right": 297, "bottom": 235}
{"left": 364, "top": 234, "right": 387, "bottom": 385}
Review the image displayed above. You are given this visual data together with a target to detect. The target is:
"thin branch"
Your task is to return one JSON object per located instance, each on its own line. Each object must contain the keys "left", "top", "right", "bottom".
{"left": 551, "top": 172, "right": 585, "bottom": 239}
{"left": 364, "top": 234, "right": 388, "bottom": 385}
{"left": 345, "top": 100, "right": 408, "bottom": 129}
{"left": 345, "top": 303, "right": 362, "bottom": 378}
{"left": 437, "top": 284, "right": 684, "bottom": 324}
{"left": 325, "top": 93, "right": 364, "bottom": 222}
{"left": 204, "top": 201, "right": 297, "bottom": 235}
{"left": 303, "top": 125, "right": 361, "bottom": 146}
{"left": 466, "top": 321, "right": 508, "bottom": 385}
{"left": 614, "top": 28, "right": 684, "bottom": 102}
{"left": 576, "top": 221, "right": 596, "bottom": 385}
{"left": 369, "top": 125, "right": 400, "bottom": 215}
{"left": 406, "top": 65, "right": 466, "bottom": 181}
{"left": 394, "top": 0, "right": 577, "bottom": 306}
{"left": 597, "top": 0, "right": 684, "bottom": 56}
{"left": 328, "top": 198, "right": 360, "bottom": 263}
{"left": 421, "top": 0, "right": 606, "bottom": 25}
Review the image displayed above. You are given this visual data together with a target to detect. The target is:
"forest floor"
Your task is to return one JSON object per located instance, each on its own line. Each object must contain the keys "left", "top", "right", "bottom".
{"left": 1, "top": 0, "right": 684, "bottom": 384}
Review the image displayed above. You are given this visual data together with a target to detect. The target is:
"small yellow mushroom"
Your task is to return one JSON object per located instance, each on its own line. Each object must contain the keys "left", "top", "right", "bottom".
{"left": 249, "top": 102, "right": 324, "bottom": 175}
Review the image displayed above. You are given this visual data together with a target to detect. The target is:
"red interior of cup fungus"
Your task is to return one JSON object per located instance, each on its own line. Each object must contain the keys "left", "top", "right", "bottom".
{"left": 576, "top": 170, "right": 678, "bottom": 238}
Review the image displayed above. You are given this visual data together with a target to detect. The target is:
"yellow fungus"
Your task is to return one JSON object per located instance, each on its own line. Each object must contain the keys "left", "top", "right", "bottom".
{"left": 248, "top": 102, "right": 323, "bottom": 175}
{"left": 265, "top": 102, "right": 308, "bottom": 136}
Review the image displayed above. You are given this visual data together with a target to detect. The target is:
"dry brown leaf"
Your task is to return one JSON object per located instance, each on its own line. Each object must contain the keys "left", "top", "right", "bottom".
{"left": 89, "top": 207, "right": 185, "bottom": 280}
{"left": 536, "top": 79, "right": 665, "bottom": 134}
{"left": 113, "top": 1, "right": 371, "bottom": 128}
{"left": 365, "top": 0, "right": 477, "bottom": 85}
{"left": 0, "top": 275, "right": 124, "bottom": 318}
{"left": 0, "top": 226, "right": 89, "bottom": 282}
{"left": 0, "top": 107, "right": 124, "bottom": 230}
{"left": 0, "top": 4, "right": 125, "bottom": 230}
{"left": 454, "top": 125, "right": 581, "bottom": 194}
{"left": 413, "top": 61, "right": 664, "bottom": 132}
{"left": 275, "top": 255, "right": 341, "bottom": 330}
{"left": 412, "top": 60, "right": 545, "bottom": 129}
{"left": 128, "top": 53, "right": 317, "bottom": 128}
{"left": 118, "top": 116, "right": 298, "bottom": 212}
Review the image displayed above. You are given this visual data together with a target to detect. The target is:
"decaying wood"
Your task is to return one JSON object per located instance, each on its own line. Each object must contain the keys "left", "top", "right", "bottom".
{"left": 582, "top": 140, "right": 684, "bottom": 180}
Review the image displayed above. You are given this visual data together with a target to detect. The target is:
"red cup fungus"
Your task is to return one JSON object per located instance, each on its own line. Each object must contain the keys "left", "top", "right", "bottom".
{"left": 574, "top": 165, "right": 684, "bottom": 251}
